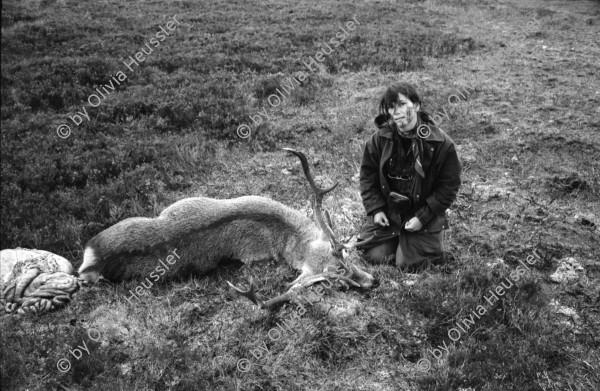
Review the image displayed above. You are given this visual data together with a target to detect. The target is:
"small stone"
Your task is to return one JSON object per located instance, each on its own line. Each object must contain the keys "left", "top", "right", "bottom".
{"left": 548, "top": 299, "right": 582, "bottom": 332}
{"left": 549, "top": 257, "right": 585, "bottom": 283}
{"left": 120, "top": 363, "right": 132, "bottom": 375}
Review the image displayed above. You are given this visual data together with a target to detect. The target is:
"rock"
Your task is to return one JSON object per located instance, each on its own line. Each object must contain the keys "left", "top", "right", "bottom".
{"left": 0, "top": 248, "right": 79, "bottom": 315}
{"left": 471, "top": 181, "right": 513, "bottom": 201}
{"left": 574, "top": 213, "right": 596, "bottom": 228}
{"left": 0, "top": 248, "right": 73, "bottom": 286}
{"left": 552, "top": 173, "right": 587, "bottom": 193}
{"left": 327, "top": 298, "right": 360, "bottom": 317}
{"left": 486, "top": 258, "right": 508, "bottom": 268}
{"left": 548, "top": 299, "right": 582, "bottom": 333}
{"left": 403, "top": 274, "right": 419, "bottom": 286}
{"left": 120, "top": 363, "right": 132, "bottom": 375}
{"left": 549, "top": 257, "right": 584, "bottom": 283}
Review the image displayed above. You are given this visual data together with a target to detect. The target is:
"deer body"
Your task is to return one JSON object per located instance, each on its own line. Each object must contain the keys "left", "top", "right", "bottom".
{"left": 79, "top": 196, "right": 338, "bottom": 283}
{"left": 79, "top": 149, "right": 376, "bottom": 309}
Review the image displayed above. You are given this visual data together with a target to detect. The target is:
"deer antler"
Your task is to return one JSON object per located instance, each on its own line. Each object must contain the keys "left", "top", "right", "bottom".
{"left": 227, "top": 269, "right": 361, "bottom": 310}
{"left": 283, "top": 148, "right": 341, "bottom": 249}
{"left": 283, "top": 148, "right": 373, "bottom": 251}
{"left": 227, "top": 274, "right": 334, "bottom": 310}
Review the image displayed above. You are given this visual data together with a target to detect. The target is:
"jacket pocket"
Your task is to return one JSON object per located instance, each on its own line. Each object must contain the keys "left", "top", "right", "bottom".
{"left": 416, "top": 214, "right": 448, "bottom": 234}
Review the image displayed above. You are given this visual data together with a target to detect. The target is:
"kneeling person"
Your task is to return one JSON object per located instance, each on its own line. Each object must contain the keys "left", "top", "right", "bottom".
{"left": 358, "top": 82, "right": 462, "bottom": 268}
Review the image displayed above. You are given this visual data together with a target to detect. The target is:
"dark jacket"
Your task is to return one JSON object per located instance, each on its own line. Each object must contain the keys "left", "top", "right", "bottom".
{"left": 360, "top": 115, "right": 462, "bottom": 234}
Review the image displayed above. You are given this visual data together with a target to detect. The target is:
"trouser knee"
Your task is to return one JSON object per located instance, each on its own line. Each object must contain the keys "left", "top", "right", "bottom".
{"left": 397, "top": 231, "right": 444, "bottom": 268}
{"left": 363, "top": 240, "right": 397, "bottom": 265}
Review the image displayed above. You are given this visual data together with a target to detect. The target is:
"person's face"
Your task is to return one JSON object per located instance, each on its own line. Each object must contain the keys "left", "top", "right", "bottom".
{"left": 388, "top": 93, "right": 419, "bottom": 131}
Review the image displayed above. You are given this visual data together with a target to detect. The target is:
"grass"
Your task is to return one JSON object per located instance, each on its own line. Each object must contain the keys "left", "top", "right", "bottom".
{"left": 1, "top": 0, "right": 600, "bottom": 390}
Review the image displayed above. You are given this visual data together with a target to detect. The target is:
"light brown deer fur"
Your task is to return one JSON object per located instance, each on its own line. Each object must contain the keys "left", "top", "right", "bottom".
{"left": 78, "top": 195, "right": 375, "bottom": 289}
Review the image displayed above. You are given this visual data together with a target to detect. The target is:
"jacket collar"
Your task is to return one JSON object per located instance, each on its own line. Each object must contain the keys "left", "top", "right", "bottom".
{"left": 374, "top": 114, "right": 445, "bottom": 142}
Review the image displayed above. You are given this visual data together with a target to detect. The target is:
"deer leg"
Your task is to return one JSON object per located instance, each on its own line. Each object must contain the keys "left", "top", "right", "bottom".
{"left": 287, "top": 271, "right": 361, "bottom": 292}
{"left": 287, "top": 274, "right": 331, "bottom": 290}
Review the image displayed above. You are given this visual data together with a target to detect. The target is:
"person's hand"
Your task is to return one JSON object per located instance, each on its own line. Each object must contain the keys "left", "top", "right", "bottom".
{"left": 374, "top": 211, "right": 389, "bottom": 227}
{"left": 405, "top": 217, "right": 423, "bottom": 232}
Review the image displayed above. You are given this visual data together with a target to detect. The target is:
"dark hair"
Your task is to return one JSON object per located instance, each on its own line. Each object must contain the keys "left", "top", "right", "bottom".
{"left": 377, "top": 82, "right": 433, "bottom": 124}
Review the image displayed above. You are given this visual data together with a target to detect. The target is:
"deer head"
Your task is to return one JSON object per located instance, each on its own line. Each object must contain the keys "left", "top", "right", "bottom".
{"left": 228, "top": 148, "right": 376, "bottom": 309}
